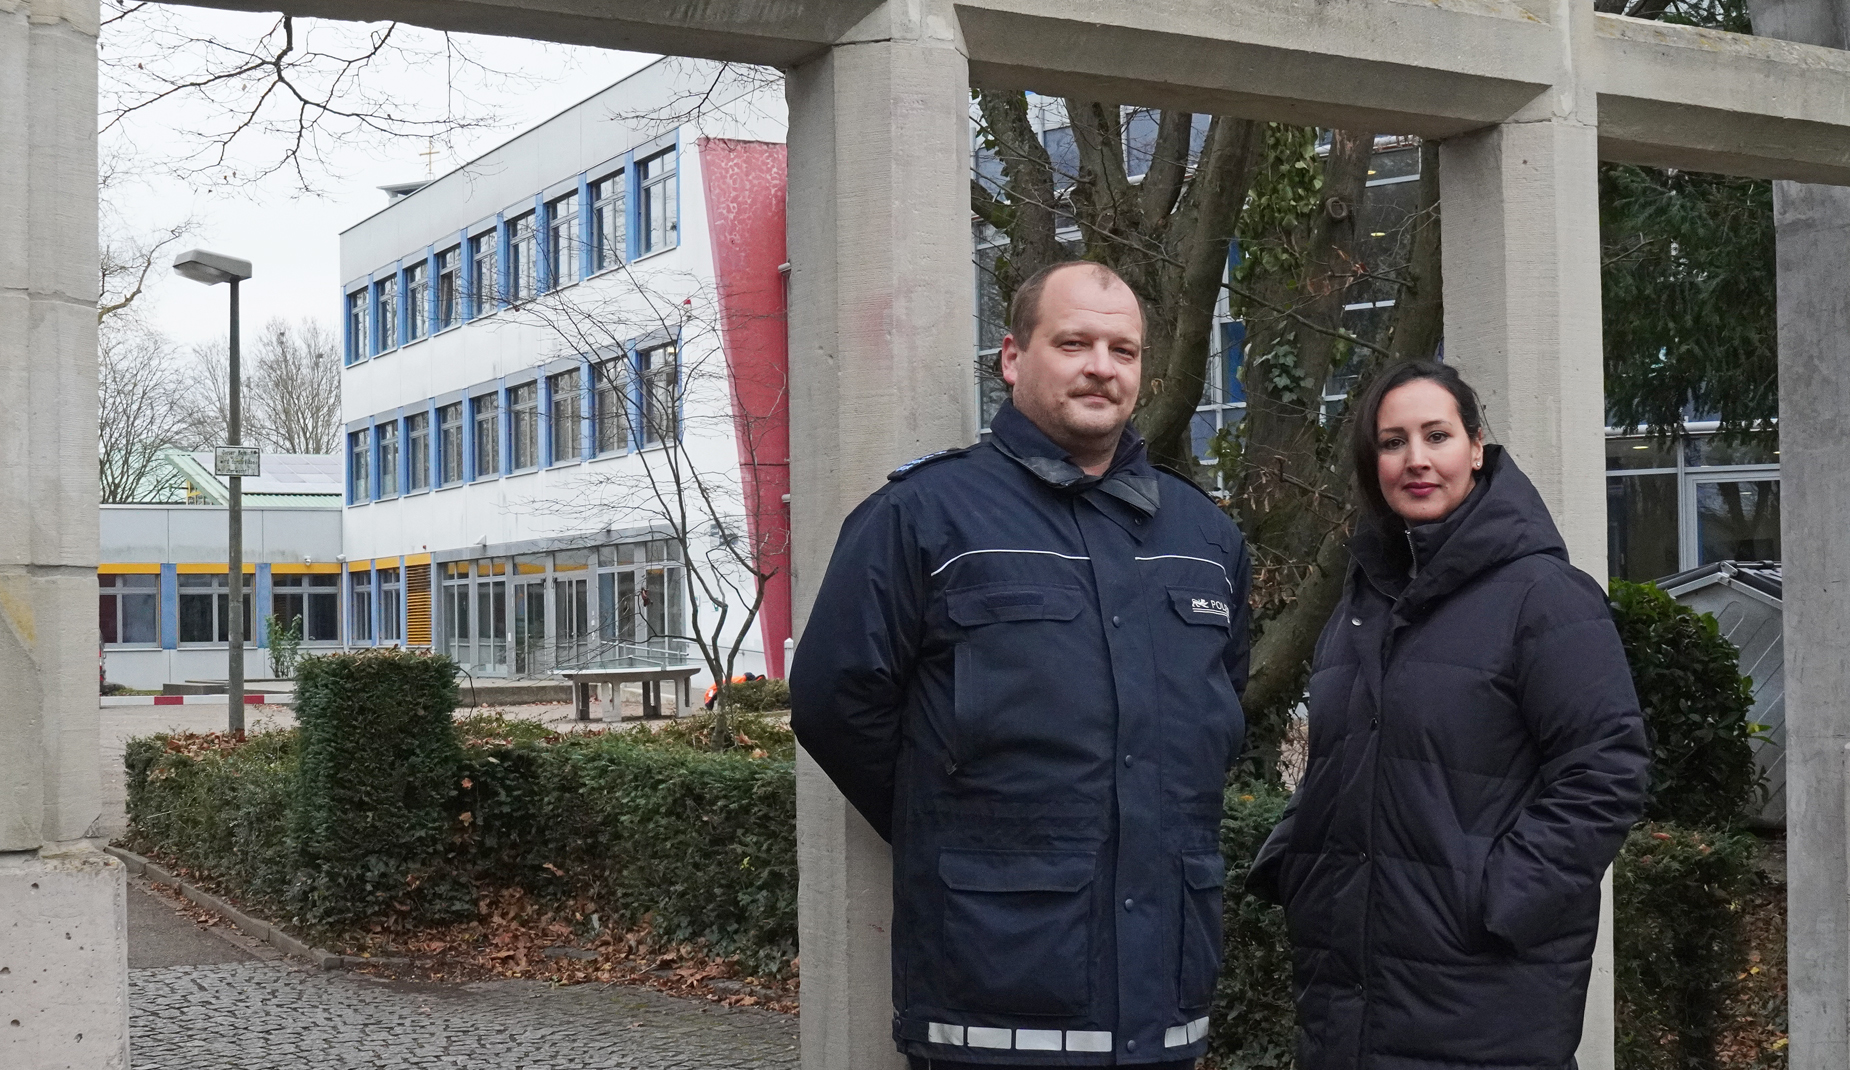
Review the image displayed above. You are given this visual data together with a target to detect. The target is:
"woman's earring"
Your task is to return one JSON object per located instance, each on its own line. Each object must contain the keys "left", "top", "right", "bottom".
{"left": 1473, "top": 460, "right": 1482, "bottom": 469}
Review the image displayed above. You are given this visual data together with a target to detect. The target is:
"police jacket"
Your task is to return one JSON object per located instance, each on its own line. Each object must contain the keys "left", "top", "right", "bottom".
{"left": 1248, "top": 446, "right": 1650, "bottom": 1070}
{"left": 791, "top": 401, "right": 1251, "bottom": 1066}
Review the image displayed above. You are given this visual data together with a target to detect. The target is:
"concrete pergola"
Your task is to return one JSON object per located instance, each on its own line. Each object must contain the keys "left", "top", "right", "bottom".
{"left": 6, "top": 0, "right": 1850, "bottom": 1065}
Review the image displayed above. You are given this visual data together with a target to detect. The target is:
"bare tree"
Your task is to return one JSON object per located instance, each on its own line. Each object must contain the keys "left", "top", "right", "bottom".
{"left": 511, "top": 268, "right": 788, "bottom": 750}
{"left": 98, "top": 4, "right": 538, "bottom": 192}
{"left": 98, "top": 319, "right": 190, "bottom": 503}
{"left": 172, "top": 339, "right": 234, "bottom": 452}
{"left": 247, "top": 318, "right": 343, "bottom": 453}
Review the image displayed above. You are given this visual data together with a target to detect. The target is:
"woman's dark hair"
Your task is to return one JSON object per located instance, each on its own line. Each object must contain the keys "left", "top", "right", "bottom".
{"left": 1348, "top": 359, "right": 1486, "bottom": 525}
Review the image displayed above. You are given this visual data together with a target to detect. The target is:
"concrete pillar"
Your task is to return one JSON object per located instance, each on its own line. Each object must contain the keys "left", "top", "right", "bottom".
{"left": 1439, "top": 14, "right": 1614, "bottom": 1057}
{"left": 785, "top": 3, "right": 974, "bottom": 1069}
{"left": 1763, "top": 178, "right": 1850, "bottom": 1070}
{"left": 0, "top": 0, "right": 131, "bottom": 1065}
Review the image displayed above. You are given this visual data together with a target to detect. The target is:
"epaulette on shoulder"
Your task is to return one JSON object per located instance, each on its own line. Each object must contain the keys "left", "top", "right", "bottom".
{"left": 888, "top": 445, "right": 973, "bottom": 481}
{"left": 1153, "top": 462, "right": 1222, "bottom": 504}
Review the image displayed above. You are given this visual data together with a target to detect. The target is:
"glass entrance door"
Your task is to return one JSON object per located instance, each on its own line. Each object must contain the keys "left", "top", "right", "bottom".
{"left": 513, "top": 580, "right": 547, "bottom": 674}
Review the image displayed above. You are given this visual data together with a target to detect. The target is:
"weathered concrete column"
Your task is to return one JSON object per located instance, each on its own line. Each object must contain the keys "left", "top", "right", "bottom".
{"left": 0, "top": 1, "right": 131, "bottom": 1066}
{"left": 1439, "top": 4, "right": 1613, "bottom": 1061}
{"left": 785, "top": 4, "right": 974, "bottom": 1070}
{"left": 1740, "top": 8, "right": 1850, "bottom": 1069}
{"left": 1764, "top": 181, "right": 1850, "bottom": 1070}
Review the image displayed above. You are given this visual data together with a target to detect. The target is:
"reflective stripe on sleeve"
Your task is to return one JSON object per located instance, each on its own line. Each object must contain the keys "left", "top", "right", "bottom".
{"left": 1015, "top": 1030, "right": 1062, "bottom": 1051}
{"left": 967, "top": 1027, "right": 1014, "bottom": 1049}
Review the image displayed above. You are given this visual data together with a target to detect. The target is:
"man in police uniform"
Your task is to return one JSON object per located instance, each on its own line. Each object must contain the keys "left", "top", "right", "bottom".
{"left": 791, "top": 261, "right": 1251, "bottom": 1069}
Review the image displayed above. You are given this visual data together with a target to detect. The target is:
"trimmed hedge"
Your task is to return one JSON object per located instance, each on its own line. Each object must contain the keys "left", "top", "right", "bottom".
{"left": 289, "top": 650, "right": 466, "bottom": 926}
{"left": 1616, "top": 823, "right": 1763, "bottom": 1070}
{"left": 455, "top": 727, "right": 798, "bottom": 975}
{"left": 126, "top": 713, "right": 1770, "bottom": 1064}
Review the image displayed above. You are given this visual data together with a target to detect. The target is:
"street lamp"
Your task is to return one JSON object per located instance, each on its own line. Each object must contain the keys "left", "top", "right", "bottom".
{"left": 173, "top": 249, "right": 255, "bottom": 735}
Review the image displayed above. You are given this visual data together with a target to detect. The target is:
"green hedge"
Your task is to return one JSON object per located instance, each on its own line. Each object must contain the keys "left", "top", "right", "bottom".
{"left": 127, "top": 717, "right": 1767, "bottom": 1062}
{"left": 1611, "top": 580, "right": 1763, "bottom": 828}
{"left": 289, "top": 649, "right": 466, "bottom": 927}
{"left": 1616, "top": 823, "right": 1763, "bottom": 1070}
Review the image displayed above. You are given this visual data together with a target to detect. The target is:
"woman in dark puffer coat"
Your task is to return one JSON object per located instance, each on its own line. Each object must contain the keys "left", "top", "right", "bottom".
{"left": 1250, "top": 360, "right": 1650, "bottom": 1070}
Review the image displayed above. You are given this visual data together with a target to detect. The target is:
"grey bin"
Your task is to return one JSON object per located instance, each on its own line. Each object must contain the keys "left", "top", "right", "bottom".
{"left": 1655, "top": 561, "right": 1786, "bottom": 827}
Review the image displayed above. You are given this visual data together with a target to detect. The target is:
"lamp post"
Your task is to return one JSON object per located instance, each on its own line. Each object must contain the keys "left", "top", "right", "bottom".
{"left": 173, "top": 249, "right": 255, "bottom": 734}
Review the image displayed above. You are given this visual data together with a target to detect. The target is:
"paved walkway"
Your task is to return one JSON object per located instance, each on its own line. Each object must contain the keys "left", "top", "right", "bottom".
{"left": 127, "top": 882, "right": 799, "bottom": 1070}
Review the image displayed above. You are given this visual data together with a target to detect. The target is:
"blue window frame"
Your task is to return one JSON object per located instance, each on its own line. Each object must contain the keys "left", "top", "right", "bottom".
{"left": 373, "top": 275, "right": 398, "bottom": 355}
{"left": 472, "top": 393, "right": 501, "bottom": 478}
{"left": 405, "top": 261, "right": 428, "bottom": 342}
{"left": 547, "top": 191, "right": 579, "bottom": 290}
{"left": 638, "top": 148, "right": 678, "bottom": 255}
{"left": 345, "top": 289, "right": 368, "bottom": 365}
{"left": 436, "top": 246, "right": 460, "bottom": 330}
{"left": 591, "top": 171, "right": 626, "bottom": 272}
{"left": 470, "top": 230, "right": 497, "bottom": 317}
{"left": 347, "top": 428, "right": 371, "bottom": 503}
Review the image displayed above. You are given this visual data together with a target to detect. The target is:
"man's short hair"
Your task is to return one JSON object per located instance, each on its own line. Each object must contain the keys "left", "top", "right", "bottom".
{"left": 1006, "top": 260, "right": 1145, "bottom": 346}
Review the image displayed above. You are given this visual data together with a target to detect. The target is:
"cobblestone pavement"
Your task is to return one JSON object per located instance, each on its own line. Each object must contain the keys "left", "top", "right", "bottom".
{"left": 129, "top": 959, "right": 799, "bottom": 1070}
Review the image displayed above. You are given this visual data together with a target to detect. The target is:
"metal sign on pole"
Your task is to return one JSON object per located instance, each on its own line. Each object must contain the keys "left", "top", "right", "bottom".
{"left": 214, "top": 446, "right": 261, "bottom": 478}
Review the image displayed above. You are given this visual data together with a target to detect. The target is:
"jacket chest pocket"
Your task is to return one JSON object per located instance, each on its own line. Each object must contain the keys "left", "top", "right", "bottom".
{"left": 946, "top": 584, "right": 1089, "bottom": 769}
{"left": 1157, "top": 586, "right": 1242, "bottom": 799}
{"left": 939, "top": 849, "right": 1096, "bottom": 1017}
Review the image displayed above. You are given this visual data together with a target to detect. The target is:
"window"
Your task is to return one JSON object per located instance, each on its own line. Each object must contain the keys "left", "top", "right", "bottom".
{"left": 591, "top": 173, "right": 626, "bottom": 271}
{"left": 1605, "top": 430, "right": 1782, "bottom": 582}
{"left": 438, "top": 403, "right": 463, "bottom": 484}
{"left": 596, "top": 539, "right": 685, "bottom": 652}
{"left": 346, "top": 290, "right": 369, "bottom": 365}
{"left": 377, "top": 420, "right": 400, "bottom": 497}
{"left": 470, "top": 231, "right": 497, "bottom": 316}
{"left": 639, "top": 149, "right": 677, "bottom": 254}
{"left": 640, "top": 343, "right": 678, "bottom": 446}
{"left": 508, "top": 212, "right": 537, "bottom": 304}
{"left": 380, "top": 567, "right": 403, "bottom": 644}
{"left": 594, "top": 358, "right": 628, "bottom": 455}
{"left": 548, "top": 369, "right": 581, "bottom": 463}
{"left": 99, "top": 574, "right": 158, "bottom": 645}
{"left": 348, "top": 428, "right": 371, "bottom": 502}
{"left": 405, "top": 261, "right": 428, "bottom": 341}
{"left": 374, "top": 275, "right": 398, "bottom": 353}
{"left": 548, "top": 191, "right": 579, "bottom": 289}
{"left": 406, "top": 411, "right": 431, "bottom": 491}
{"left": 349, "top": 570, "right": 373, "bottom": 642}
{"left": 270, "top": 574, "right": 339, "bottom": 642}
{"left": 473, "top": 393, "right": 501, "bottom": 477}
{"left": 178, "top": 573, "right": 251, "bottom": 644}
{"left": 435, "top": 247, "right": 460, "bottom": 330}
{"left": 509, "top": 382, "right": 539, "bottom": 470}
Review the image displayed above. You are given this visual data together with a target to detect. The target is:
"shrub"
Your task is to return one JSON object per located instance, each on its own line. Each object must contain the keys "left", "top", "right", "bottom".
{"left": 639, "top": 710, "right": 795, "bottom": 759}
{"left": 1211, "top": 782, "right": 1298, "bottom": 1070}
{"left": 1615, "top": 824, "right": 1762, "bottom": 1070}
{"left": 455, "top": 730, "right": 798, "bottom": 976}
{"left": 123, "top": 729, "right": 299, "bottom": 908}
{"left": 717, "top": 676, "right": 792, "bottom": 713}
{"left": 288, "top": 649, "right": 466, "bottom": 927}
{"left": 1611, "top": 580, "right": 1763, "bottom": 827}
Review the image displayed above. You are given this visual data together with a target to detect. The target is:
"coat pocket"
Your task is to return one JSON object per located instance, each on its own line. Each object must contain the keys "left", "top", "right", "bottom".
{"left": 1179, "top": 851, "right": 1226, "bottom": 1011}
{"left": 939, "top": 849, "right": 1096, "bottom": 1017}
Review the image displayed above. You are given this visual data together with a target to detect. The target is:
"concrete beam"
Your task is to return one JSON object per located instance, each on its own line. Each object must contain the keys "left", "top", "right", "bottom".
{"left": 159, "top": 0, "right": 1850, "bottom": 183}
{"left": 1595, "top": 13, "right": 1850, "bottom": 185}
{"left": 959, "top": 0, "right": 1558, "bottom": 137}
{"left": 143, "top": 0, "right": 880, "bottom": 66}
{"left": 784, "top": 5, "right": 974, "bottom": 1070}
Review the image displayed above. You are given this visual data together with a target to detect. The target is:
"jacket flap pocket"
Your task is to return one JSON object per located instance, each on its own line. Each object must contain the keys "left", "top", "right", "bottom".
{"left": 948, "top": 584, "right": 1086, "bottom": 627}
{"left": 1182, "top": 852, "right": 1226, "bottom": 890}
{"left": 1168, "top": 587, "right": 1233, "bottom": 628}
{"left": 939, "top": 849, "right": 1096, "bottom": 893}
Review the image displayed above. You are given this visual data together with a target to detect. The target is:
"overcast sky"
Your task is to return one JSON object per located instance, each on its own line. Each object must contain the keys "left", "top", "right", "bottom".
{"left": 102, "top": 6, "right": 657, "bottom": 353}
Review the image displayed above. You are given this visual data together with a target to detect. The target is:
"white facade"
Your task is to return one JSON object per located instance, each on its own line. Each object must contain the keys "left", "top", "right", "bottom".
{"left": 337, "top": 59, "right": 791, "bottom": 686}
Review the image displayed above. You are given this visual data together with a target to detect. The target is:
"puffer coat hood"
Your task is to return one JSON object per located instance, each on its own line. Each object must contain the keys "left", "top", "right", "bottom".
{"left": 1250, "top": 446, "right": 1650, "bottom": 1070}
